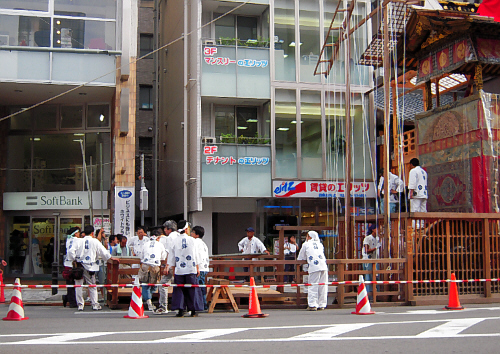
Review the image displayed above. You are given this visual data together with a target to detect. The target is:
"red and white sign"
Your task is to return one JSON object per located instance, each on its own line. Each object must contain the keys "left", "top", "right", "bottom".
{"left": 272, "top": 181, "right": 376, "bottom": 198}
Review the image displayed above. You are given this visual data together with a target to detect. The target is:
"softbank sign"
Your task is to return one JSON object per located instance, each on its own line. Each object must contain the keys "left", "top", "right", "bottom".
{"left": 3, "top": 192, "right": 108, "bottom": 211}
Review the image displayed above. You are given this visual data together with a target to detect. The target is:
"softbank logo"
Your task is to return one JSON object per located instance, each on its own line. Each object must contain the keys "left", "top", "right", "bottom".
{"left": 25, "top": 195, "right": 84, "bottom": 206}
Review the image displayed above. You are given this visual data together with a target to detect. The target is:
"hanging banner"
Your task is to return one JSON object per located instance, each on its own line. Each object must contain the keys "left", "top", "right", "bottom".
{"left": 272, "top": 181, "right": 377, "bottom": 199}
{"left": 114, "top": 187, "right": 135, "bottom": 239}
{"left": 93, "top": 216, "right": 112, "bottom": 235}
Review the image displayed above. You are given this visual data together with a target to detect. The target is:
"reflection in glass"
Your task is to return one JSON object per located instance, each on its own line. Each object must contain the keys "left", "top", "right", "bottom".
{"left": 0, "top": 15, "right": 51, "bottom": 47}
{"left": 31, "top": 217, "right": 55, "bottom": 274}
{"left": 32, "top": 134, "right": 82, "bottom": 191}
{"left": 215, "top": 106, "right": 235, "bottom": 141}
{"left": 55, "top": 0, "right": 117, "bottom": 20}
{"left": 274, "top": 0, "right": 296, "bottom": 82}
{"left": 87, "top": 104, "right": 110, "bottom": 128}
{"left": 236, "top": 107, "right": 258, "bottom": 138}
{"left": 215, "top": 13, "right": 235, "bottom": 41}
{"left": 275, "top": 89, "right": 297, "bottom": 178}
{"left": 1, "top": 0, "right": 48, "bottom": 12}
{"left": 299, "top": 0, "right": 321, "bottom": 83}
{"left": 8, "top": 218, "right": 30, "bottom": 275}
{"left": 301, "top": 91, "right": 322, "bottom": 178}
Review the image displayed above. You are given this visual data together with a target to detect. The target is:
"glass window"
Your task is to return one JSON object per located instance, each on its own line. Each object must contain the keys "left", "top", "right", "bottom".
{"left": 215, "top": 106, "right": 235, "bottom": 142}
{"left": 34, "top": 105, "right": 57, "bottom": 130}
{"left": 274, "top": 0, "right": 296, "bottom": 82}
{"left": 215, "top": 13, "right": 235, "bottom": 41}
{"left": 61, "top": 105, "right": 83, "bottom": 129}
{"left": 32, "top": 134, "right": 83, "bottom": 192}
{"left": 55, "top": 0, "right": 117, "bottom": 20}
{"left": 1, "top": 0, "right": 48, "bottom": 12}
{"left": 85, "top": 132, "right": 111, "bottom": 191}
{"left": 87, "top": 104, "right": 110, "bottom": 128}
{"left": 237, "top": 16, "right": 257, "bottom": 42}
{"left": 53, "top": 17, "right": 84, "bottom": 49}
{"left": 301, "top": 91, "right": 323, "bottom": 178}
{"left": 6, "top": 136, "right": 32, "bottom": 192}
{"left": 0, "top": 15, "right": 51, "bottom": 47}
{"left": 275, "top": 89, "right": 297, "bottom": 178}
{"left": 139, "top": 86, "right": 154, "bottom": 110}
{"left": 9, "top": 107, "right": 33, "bottom": 131}
{"left": 299, "top": 0, "right": 321, "bottom": 83}
{"left": 236, "top": 107, "right": 258, "bottom": 138}
{"left": 140, "top": 34, "right": 154, "bottom": 58}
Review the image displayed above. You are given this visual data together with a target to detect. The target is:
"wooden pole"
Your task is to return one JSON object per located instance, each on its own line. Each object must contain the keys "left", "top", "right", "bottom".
{"left": 382, "top": 3, "right": 391, "bottom": 258}
{"left": 344, "top": 7, "right": 353, "bottom": 259}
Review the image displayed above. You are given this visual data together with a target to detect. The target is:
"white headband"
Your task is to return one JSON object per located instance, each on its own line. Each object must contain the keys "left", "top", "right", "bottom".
{"left": 177, "top": 224, "right": 189, "bottom": 232}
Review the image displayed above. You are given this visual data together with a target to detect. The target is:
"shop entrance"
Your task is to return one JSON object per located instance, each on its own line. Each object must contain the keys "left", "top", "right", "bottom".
{"left": 7, "top": 214, "right": 83, "bottom": 277}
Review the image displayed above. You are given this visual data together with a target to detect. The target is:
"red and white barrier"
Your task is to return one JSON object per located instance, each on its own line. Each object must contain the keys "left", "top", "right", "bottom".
{"left": 0, "top": 278, "right": 499, "bottom": 290}
{"left": 351, "top": 275, "right": 375, "bottom": 315}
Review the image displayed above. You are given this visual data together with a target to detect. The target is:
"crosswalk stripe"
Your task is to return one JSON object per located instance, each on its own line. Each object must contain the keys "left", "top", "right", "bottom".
{"left": 416, "top": 318, "right": 486, "bottom": 338}
{"left": 292, "top": 323, "right": 374, "bottom": 340}
{"left": 158, "top": 328, "right": 248, "bottom": 342}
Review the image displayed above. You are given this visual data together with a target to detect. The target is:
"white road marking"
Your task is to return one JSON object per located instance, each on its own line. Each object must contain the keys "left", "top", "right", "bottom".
{"left": 416, "top": 318, "right": 485, "bottom": 337}
{"left": 1, "top": 317, "right": 499, "bottom": 345}
{"left": 391, "top": 307, "right": 500, "bottom": 315}
{"left": 157, "top": 328, "right": 248, "bottom": 342}
{"left": 292, "top": 323, "right": 374, "bottom": 340}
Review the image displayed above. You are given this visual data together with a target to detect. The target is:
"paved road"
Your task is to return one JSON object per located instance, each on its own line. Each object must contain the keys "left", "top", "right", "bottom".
{"left": 1, "top": 304, "right": 500, "bottom": 353}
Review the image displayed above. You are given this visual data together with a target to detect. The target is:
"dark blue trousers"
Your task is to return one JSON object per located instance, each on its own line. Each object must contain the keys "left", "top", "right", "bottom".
{"left": 171, "top": 274, "right": 203, "bottom": 312}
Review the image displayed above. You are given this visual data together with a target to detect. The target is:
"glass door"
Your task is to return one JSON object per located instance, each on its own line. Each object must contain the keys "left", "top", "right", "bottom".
{"left": 31, "top": 217, "right": 57, "bottom": 275}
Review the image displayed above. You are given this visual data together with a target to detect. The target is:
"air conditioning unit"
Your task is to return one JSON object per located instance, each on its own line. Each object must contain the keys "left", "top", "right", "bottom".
{"left": 202, "top": 136, "right": 216, "bottom": 144}
{"left": 203, "top": 39, "right": 216, "bottom": 46}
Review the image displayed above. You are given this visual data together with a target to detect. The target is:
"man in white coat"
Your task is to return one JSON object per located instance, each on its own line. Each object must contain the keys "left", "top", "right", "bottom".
{"left": 139, "top": 231, "right": 167, "bottom": 311}
{"left": 408, "top": 158, "right": 428, "bottom": 213}
{"left": 297, "top": 231, "right": 328, "bottom": 311}
{"left": 68, "top": 225, "right": 116, "bottom": 311}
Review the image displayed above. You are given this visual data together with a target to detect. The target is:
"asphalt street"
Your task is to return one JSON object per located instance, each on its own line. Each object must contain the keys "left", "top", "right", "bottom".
{"left": 1, "top": 303, "right": 500, "bottom": 354}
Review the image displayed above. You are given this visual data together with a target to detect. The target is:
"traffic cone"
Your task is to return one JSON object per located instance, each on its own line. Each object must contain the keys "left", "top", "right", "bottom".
{"left": 0, "top": 271, "right": 5, "bottom": 304}
{"left": 3, "top": 278, "right": 29, "bottom": 321}
{"left": 351, "top": 275, "right": 375, "bottom": 315}
{"left": 124, "top": 278, "right": 149, "bottom": 319}
{"left": 228, "top": 260, "right": 235, "bottom": 281}
{"left": 444, "top": 273, "right": 464, "bottom": 310}
{"left": 242, "top": 277, "right": 268, "bottom": 318}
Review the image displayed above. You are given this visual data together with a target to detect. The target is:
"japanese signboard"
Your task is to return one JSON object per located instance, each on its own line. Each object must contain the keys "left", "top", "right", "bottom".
{"left": 114, "top": 187, "right": 135, "bottom": 239}
{"left": 203, "top": 46, "right": 268, "bottom": 68}
{"left": 93, "top": 216, "right": 111, "bottom": 235}
{"left": 272, "top": 181, "right": 376, "bottom": 198}
{"left": 203, "top": 145, "right": 270, "bottom": 166}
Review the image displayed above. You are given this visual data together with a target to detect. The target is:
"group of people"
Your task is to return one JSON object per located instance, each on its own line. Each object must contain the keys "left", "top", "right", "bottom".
{"left": 378, "top": 158, "right": 428, "bottom": 214}
{"left": 62, "top": 220, "right": 209, "bottom": 317}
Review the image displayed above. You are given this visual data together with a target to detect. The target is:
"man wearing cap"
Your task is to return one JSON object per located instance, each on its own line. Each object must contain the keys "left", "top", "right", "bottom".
{"left": 238, "top": 227, "right": 270, "bottom": 281}
{"left": 297, "top": 231, "right": 328, "bottom": 311}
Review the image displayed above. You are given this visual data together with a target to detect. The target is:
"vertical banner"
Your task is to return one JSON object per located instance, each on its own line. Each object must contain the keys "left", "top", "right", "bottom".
{"left": 114, "top": 187, "right": 135, "bottom": 239}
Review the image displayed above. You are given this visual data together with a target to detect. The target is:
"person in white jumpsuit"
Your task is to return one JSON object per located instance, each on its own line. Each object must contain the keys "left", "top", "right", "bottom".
{"left": 408, "top": 158, "right": 428, "bottom": 229}
{"left": 297, "top": 231, "right": 328, "bottom": 311}
{"left": 68, "top": 225, "right": 113, "bottom": 311}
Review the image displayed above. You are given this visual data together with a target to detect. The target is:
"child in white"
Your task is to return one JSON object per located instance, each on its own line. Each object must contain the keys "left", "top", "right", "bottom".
{"left": 297, "top": 231, "right": 328, "bottom": 310}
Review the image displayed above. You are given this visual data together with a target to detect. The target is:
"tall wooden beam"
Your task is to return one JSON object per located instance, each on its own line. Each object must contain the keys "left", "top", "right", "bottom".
{"left": 383, "top": 3, "right": 391, "bottom": 258}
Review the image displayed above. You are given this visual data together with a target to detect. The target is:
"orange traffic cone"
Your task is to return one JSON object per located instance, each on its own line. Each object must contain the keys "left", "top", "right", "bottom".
{"left": 444, "top": 273, "right": 464, "bottom": 310}
{"left": 242, "top": 277, "right": 268, "bottom": 318}
{"left": 0, "top": 270, "right": 5, "bottom": 304}
{"left": 228, "top": 260, "right": 235, "bottom": 281}
{"left": 3, "top": 278, "right": 29, "bottom": 321}
{"left": 124, "top": 278, "right": 149, "bottom": 319}
{"left": 351, "top": 275, "right": 375, "bottom": 315}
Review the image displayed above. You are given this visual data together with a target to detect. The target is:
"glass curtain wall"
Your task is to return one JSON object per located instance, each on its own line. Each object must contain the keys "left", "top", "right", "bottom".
{"left": 299, "top": 0, "right": 321, "bottom": 83}
{"left": 275, "top": 89, "right": 297, "bottom": 178}
{"left": 274, "top": 0, "right": 296, "bottom": 82}
{"left": 300, "top": 91, "right": 323, "bottom": 178}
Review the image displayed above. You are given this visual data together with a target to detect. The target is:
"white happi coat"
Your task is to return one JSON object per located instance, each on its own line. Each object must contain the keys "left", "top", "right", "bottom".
{"left": 142, "top": 237, "right": 167, "bottom": 267}
{"left": 64, "top": 237, "right": 82, "bottom": 267}
{"left": 195, "top": 238, "right": 210, "bottom": 272}
{"left": 68, "top": 236, "right": 111, "bottom": 271}
{"left": 297, "top": 237, "right": 328, "bottom": 274}
{"left": 408, "top": 166, "right": 428, "bottom": 199}
{"left": 167, "top": 233, "right": 199, "bottom": 275}
{"left": 127, "top": 235, "right": 149, "bottom": 259}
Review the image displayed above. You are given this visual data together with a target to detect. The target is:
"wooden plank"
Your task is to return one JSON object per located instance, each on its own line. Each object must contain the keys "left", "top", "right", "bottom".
{"left": 484, "top": 218, "right": 491, "bottom": 298}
